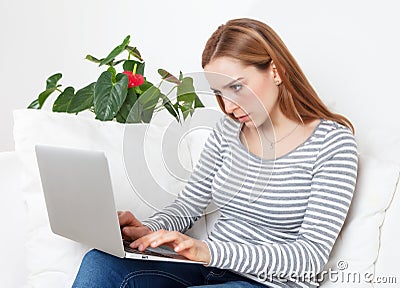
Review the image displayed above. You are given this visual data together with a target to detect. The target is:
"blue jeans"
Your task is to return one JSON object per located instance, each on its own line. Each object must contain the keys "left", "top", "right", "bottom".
{"left": 72, "top": 249, "right": 268, "bottom": 287}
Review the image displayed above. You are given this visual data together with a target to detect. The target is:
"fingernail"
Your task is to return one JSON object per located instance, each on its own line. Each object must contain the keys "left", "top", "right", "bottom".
{"left": 151, "top": 241, "right": 157, "bottom": 247}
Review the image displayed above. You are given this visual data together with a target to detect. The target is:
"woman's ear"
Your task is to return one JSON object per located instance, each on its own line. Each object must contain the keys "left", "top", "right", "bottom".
{"left": 271, "top": 61, "right": 282, "bottom": 86}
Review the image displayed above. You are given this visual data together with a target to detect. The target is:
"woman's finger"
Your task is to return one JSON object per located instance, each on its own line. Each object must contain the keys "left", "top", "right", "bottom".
{"left": 131, "top": 229, "right": 169, "bottom": 250}
{"left": 149, "top": 231, "right": 184, "bottom": 248}
{"left": 118, "top": 211, "right": 141, "bottom": 227}
{"left": 174, "top": 238, "right": 194, "bottom": 252}
{"left": 175, "top": 239, "right": 211, "bottom": 263}
{"left": 122, "top": 226, "right": 150, "bottom": 240}
{"left": 131, "top": 230, "right": 184, "bottom": 251}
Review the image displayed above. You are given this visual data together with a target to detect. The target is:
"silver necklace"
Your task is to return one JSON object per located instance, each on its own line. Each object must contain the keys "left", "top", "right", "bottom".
{"left": 261, "top": 123, "right": 300, "bottom": 150}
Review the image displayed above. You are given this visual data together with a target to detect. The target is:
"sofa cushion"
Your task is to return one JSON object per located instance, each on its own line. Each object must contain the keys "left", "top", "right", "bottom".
{"left": 13, "top": 109, "right": 201, "bottom": 287}
{"left": 0, "top": 152, "right": 26, "bottom": 288}
{"left": 374, "top": 175, "right": 400, "bottom": 287}
{"left": 319, "top": 154, "right": 399, "bottom": 287}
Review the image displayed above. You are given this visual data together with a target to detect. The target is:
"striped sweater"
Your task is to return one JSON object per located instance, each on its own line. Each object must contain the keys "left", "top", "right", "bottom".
{"left": 142, "top": 116, "right": 358, "bottom": 287}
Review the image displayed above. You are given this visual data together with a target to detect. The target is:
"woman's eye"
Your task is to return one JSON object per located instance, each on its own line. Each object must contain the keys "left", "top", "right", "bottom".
{"left": 230, "top": 84, "right": 242, "bottom": 92}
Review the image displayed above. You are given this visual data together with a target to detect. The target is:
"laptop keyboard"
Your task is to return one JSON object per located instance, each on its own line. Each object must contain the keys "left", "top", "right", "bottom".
{"left": 123, "top": 240, "right": 177, "bottom": 259}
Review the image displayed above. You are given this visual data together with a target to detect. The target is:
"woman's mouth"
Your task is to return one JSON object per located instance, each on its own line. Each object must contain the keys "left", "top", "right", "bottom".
{"left": 236, "top": 114, "right": 250, "bottom": 122}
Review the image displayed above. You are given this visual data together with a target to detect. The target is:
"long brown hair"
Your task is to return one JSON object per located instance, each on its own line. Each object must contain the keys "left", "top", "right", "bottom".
{"left": 202, "top": 18, "right": 355, "bottom": 134}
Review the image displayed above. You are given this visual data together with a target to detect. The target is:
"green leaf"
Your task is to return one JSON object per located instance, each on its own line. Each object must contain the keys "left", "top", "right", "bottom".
{"left": 85, "top": 54, "right": 101, "bottom": 64}
{"left": 108, "top": 66, "right": 117, "bottom": 83}
{"left": 94, "top": 71, "right": 128, "bottom": 121}
{"left": 116, "top": 88, "right": 138, "bottom": 123}
{"left": 176, "top": 76, "right": 204, "bottom": 120}
{"left": 137, "top": 63, "right": 145, "bottom": 75}
{"left": 45, "top": 73, "right": 62, "bottom": 90}
{"left": 52, "top": 87, "right": 75, "bottom": 112}
{"left": 134, "top": 86, "right": 142, "bottom": 95}
{"left": 68, "top": 82, "right": 95, "bottom": 113}
{"left": 99, "top": 35, "right": 130, "bottom": 66}
{"left": 87, "top": 54, "right": 124, "bottom": 67}
{"left": 139, "top": 80, "right": 153, "bottom": 92}
{"left": 112, "top": 59, "right": 125, "bottom": 66}
{"left": 52, "top": 83, "right": 95, "bottom": 113}
{"left": 158, "top": 69, "right": 181, "bottom": 84}
{"left": 194, "top": 94, "right": 205, "bottom": 108}
{"left": 31, "top": 73, "right": 63, "bottom": 109}
{"left": 130, "top": 85, "right": 161, "bottom": 123}
{"left": 125, "top": 45, "right": 143, "bottom": 61}
{"left": 115, "top": 113, "right": 127, "bottom": 123}
{"left": 179, "top": 103, "right": 192, "bottom": 120}
{"left": 177, "top": 77, "right": 197, "bottom": 103}
{"left": 160, "top": 93, "right": 179, "bottom": 122}
{"left": 115, "top": 113, "right": 126, "bottom": 123}
{"left": 37, "top": 88, "right": 58, "bottom": 108}
{"left": 27, "top": 99, "right": 40, "bottom": 109}
{"left": 123, "top": 60, "right": 145, "bottom": 75}
{"left": 123, "top": 60, "right": 135, "bottom": 71}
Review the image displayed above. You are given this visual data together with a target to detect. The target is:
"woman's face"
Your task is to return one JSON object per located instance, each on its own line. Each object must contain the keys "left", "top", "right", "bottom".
{"left": 204, "top": 57, "right": 280, "bottom": 129}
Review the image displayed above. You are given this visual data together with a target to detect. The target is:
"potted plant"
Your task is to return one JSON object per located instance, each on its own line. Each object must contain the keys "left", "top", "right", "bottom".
{"left": 28, "top": 35, "right": 204, "bottom": 124}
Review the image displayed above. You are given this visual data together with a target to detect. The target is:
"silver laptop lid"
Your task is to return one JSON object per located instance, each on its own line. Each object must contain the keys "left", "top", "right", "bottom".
{"left": 35, "top": 145, "right": 125, "bottom": 258}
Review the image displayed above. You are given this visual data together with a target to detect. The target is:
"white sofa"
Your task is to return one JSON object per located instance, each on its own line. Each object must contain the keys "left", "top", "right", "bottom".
{"left": 1, "top": 108, "right": 399, "bottom": 288}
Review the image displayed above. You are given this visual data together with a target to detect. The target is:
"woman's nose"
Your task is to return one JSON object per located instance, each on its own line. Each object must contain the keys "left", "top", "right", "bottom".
{"left": 223, "top": 97, "right": 239, "bottom": 114}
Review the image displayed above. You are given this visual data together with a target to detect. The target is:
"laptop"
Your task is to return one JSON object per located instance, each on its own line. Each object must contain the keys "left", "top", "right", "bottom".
{"left": 35, "top": 144, "right": 204, "bottom": 264}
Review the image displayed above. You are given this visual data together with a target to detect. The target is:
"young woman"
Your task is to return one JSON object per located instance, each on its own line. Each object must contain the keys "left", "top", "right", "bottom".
{"left": 73, "top": 18, "right": 358, "bottom": 288}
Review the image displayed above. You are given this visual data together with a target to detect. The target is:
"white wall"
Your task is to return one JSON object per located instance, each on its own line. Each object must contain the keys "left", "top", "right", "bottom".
{"left": 1, "top": 0, "right": 399, "bottom": 161}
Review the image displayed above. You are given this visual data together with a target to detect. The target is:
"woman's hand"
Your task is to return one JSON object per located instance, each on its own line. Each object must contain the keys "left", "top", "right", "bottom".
{"left": 131, "top": 229, "right": 211, "bottom": 264}
{"left": 118, "top": 211, "right": 152, "bottom": 241}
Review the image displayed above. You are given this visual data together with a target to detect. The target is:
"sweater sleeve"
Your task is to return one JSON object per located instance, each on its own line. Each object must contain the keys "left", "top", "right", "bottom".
{"left": 141, "top": 118, "right": 225, "bottom": 233}
{"left": 203, "top": 126, "right": 358, "bottom": 281}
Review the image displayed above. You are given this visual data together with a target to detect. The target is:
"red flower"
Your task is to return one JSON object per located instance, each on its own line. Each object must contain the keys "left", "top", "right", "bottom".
{"left": 131, "top": 73, "right": 144, "bottom": 87}
{"left": 122, "top": 71, "right": 144, "bottom": 88}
